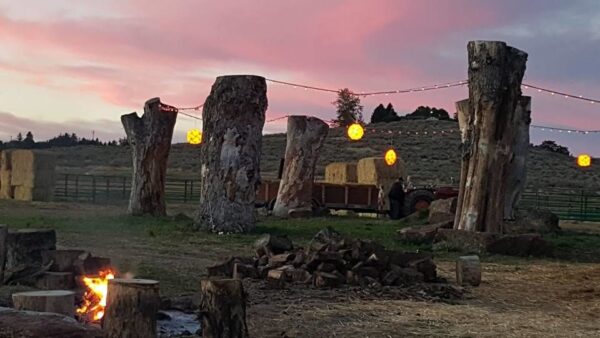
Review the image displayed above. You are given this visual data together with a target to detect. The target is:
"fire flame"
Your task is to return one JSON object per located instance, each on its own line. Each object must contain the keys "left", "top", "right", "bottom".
{"left": 76, "top": 269, "right": 115, "bottom": 322}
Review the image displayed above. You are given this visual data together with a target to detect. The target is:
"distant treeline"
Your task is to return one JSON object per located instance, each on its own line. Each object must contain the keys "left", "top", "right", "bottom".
{"left": 0, "top": 132, "right": 128, "bottom": 150}
{"left": 370, "top": 104, "right": 453, "bottom": 123}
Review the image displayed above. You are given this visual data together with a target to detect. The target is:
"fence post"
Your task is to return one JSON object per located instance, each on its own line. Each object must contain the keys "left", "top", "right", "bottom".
{"left": 64, "top": 174, "right": 69, "bottom": 197}
{"left": 190, "top": 180, "right": 194, "bottom": 202}
{"left": 106, "top": 177, "right": 111, "bottom": 203}
{"left": 184, "top": 180, "right": 188, "bottom": 203}
{"left": 75, "top": 176, "right": 79, "bottom": 200}
{"left": 92, "top": 176, "right": 96, "bottom": 203}
{"left": 122, "top": 177, "right": 127, "bottom": 199}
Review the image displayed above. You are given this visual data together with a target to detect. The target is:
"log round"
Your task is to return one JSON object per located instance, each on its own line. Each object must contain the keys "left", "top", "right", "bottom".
{"left": 456, "top": 255, "right": 481, "bottom": 286}
{"left": 102, "top": 278, "right": 160, "bottom": 338}
{"left": 35, "top": 272, "right": 75, "bottom": 290}
{"left": 272, "top": 116, "right": 329, "bottom": 217}
{"left": 454, "top": 40, "right": 528, "bottom": 233}
{"left": 6, "top": 229, "right": 56, "bottom": 271}
{"left": 199, "top": 279, "right": 249, "bottom": 338}
{"left": 12, "top": 290, "right": 75, "bottom": 317}
{"left": 195, "top": 75, "right": 267, "bottom": 233}
{"left": 121, "top": 97, "right": 178, "bottom": 216}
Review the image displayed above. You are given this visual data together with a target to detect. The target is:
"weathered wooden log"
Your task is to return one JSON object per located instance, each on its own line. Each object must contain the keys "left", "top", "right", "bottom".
{"left": 455, "top": 41, "right": 528, "bottom": 233}
{"left": 454, "top": 99, "right": 470, "bottom": 229}
{"left": 0, "top": 306, "right": 105, "bottom": 338}
{"left": 456, "top": 255, "right": 481, "bottom": 286}
{"left": 121, "top": 98, "right": 178, "bottom": 216}
{"left": 12, "top": 290, "right": 75, "bottom": 317}
{"left": 103, "top": 278, "right": 160, "bottom": 338}
{"left": 6, "top": 229, "right": 56, "bottom": 271}
{"left": 195, "top": 75, "right": 267, "bottom": 233}
{"left": 199, "top": 279, "right": 249, "bottom": 338}
{"left": 503, "top": 97, "right": 531, "bottom": 220}
{"left": 272, "top": 116, "right": 329, "bottom": 217}
{"left": 0, "top": 225, "right": 7, "bottom": 285}
{"left": 41, "top": 249, "right": 87, "bottom": 272}
{"left": 35, "top": 272, "right": 75, "bottom": 290}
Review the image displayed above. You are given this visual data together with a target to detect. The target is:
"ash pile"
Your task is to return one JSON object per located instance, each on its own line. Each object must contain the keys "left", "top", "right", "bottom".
{"left": 208, "top": 227, "right": 443, "bottom": 289}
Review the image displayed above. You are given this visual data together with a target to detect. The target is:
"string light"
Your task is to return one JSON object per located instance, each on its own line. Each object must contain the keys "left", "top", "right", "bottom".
{"left": 187, "top": 129, "right": 202, "bottom": 145}
{"left": 384, "top": 148, "right": 398, "bottom": 166}
{"left": 347, "top": 123, "right": 365, "bottom": 141}
{"left": 577, "top": 154, "right": 592, "bottom": 168}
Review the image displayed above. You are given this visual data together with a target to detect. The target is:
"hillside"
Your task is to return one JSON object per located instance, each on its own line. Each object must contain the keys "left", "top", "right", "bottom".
{"left": 46, "top": 120, "right": 600, "bottom": 189}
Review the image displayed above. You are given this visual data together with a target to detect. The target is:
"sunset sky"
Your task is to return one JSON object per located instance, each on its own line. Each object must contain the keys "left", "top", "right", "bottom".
{"left": 1, "top": 0, "right": 599, "bottom": 155}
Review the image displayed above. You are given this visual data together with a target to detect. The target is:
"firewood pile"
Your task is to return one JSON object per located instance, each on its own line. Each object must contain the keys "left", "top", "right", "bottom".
{"left": 207, "top": 227, "right": 439, "bottom": 289}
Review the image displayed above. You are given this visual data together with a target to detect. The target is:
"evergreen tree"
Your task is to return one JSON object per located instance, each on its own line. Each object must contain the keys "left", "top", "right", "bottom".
{"left": 22, "top": 131, "right": 35, "bottom": 148}
{"left": 332, "top": 88, "right": 363, "bottom": 127}
{"left": 370, "top": 104, "right": 387, "bottom": 123}
{"left": 383, "top": 103, "right": 399, "bottom": 122}
{"left": 16, "top": 132, "right": 23, "bottom": 142}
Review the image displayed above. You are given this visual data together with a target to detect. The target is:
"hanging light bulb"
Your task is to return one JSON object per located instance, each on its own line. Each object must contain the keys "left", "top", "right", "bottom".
{"left": 384, "top": 148, "right": 397, "bottom": 166}
{"left": 577, "top": 154, "right": 591, "bottom": 168}
{"left": 347, "top": 123, "right": 364, "bottom": 141}
{"left": 187, "top": 129, "right": 202, "bottom": 145}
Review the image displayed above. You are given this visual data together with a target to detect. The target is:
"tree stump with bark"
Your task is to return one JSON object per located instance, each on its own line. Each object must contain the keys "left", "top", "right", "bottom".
{"left": 0, "top": 225, "right": 7, "bottom": 285}
{"left": 6, "top": 229, "right": 56, "bottom": 271}
{"left": 199, "top": 279, "right": 249, "bottom": 338}
{"left": 102, "top": 278, "right": 160, "bottom": 338}
{"left": 272, "top": 116, "right": 329, "bottom": 217}
{"left": 454, "top": 41, "right": 528, "bottom": 233}
{"left": 12, "top": 290, "right": 75, "bottom": 317}
{"left": 121, "top": 98, "right": 178, "bottom": 216}
{"left": 195, "top": 75, "right": 267, "bottom": 233}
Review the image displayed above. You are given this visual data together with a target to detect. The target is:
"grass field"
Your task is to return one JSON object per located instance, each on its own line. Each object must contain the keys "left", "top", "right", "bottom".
{"left": 1, "top": 200, "right": 600, "bottom": 337}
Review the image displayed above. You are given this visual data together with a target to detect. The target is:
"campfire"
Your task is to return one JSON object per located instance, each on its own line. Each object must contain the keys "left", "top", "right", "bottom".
{"left": 76, "top": 268, "right": 116, "bottom": 322}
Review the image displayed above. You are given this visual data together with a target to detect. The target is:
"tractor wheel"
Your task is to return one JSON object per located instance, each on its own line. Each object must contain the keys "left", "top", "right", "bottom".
{"left": 403, "top": 189, "right": 434, "bottom": 216}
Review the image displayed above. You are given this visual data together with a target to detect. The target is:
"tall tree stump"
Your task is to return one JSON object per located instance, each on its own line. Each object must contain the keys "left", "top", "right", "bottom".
{"left": 6, "top": 229, "right": 56, "bottom": 271}
{"left": 102, "top": 278, "right": 160, "bottom": 338}
{"left": 195, "top": 75, "right": 267, "bottom": 233}
{"left": 0, "top": 225, "right": 7, "bottom": 285}
{"left": 272, "top": 116, "right": 329, "bottom": 217}
{"left": 12, "top": 290, "right": 75, "bottom": 316}
{"left": 199, "top": 279, "right": 249, "bottom": 338}
{"left": 454, "top": 41, "right": 528, "bottom": 233}
{"left": 122, "top": 98, "right": 178, "bottom": 216}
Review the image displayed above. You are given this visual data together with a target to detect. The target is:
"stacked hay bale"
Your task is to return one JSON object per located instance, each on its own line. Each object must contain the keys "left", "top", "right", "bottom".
{"left": 324, "top": 162, "right": 357, "bottom": 184}
{"left": 0, "top": 150, "right": 56, "bottom": 202}
{"left": 356, "top": 156, "right": 407, "bottom": 209}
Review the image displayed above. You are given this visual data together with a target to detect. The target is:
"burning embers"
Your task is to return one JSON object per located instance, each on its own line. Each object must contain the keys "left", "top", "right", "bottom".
{"left": 76, "top": 269, "right": 116, "bottom": 322}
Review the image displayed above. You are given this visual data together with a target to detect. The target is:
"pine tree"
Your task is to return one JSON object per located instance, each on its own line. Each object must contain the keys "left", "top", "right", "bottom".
{"left": 332, "top": 88, "right": 363, "bottom": 127}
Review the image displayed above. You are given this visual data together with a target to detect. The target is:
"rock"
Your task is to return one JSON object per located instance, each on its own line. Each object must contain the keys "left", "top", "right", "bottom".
{"left": 486, "top": 234, "right": 554, "bottom": 257}
{"left": 397, "top": 220, "right": 453, "bottom": 244}
{"left": 428, "top": 197, "right": 457, "bottom": 224}
{"left": 456, "top": 255, "right": 481, "bottom": 286}
{"left": 504, "top": 209, "right": 561, "bottom": 234}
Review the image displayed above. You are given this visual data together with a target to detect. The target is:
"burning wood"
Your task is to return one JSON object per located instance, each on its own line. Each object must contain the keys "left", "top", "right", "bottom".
{"left": 76, "top": 268, "right": 115, "bottom": 322}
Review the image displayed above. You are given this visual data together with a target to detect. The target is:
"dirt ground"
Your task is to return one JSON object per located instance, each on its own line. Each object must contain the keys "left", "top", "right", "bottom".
{"left": 1, "top": 201, "right": 599, "bottom": 337}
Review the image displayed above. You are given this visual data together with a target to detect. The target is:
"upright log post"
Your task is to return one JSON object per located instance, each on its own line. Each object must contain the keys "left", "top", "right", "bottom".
{"left": 272, "top": 116, "right": 329, "bottom": 217}
{"left": 195, "top": 75, "right": 267, "bottom": 233}
{"left": 199, "top": 279, "right": 249, "bottom": 338}
{"left": 0, "top": 225, "right": 6, "bottom": 285}
{"left": 454, "top": 41, "right": 528, "bottom": 233}
{"left": 121, "top": 98, "right": 177, "bottom": 216}
{"left": 102, "top": 278, "right": 160, "bottom": 338}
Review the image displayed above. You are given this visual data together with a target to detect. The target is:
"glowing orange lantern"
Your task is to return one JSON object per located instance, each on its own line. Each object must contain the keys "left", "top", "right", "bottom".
{"left": 187, "top": 129, "right": 202, "bottom": 145}
{"left": 577, "top": 154, "right": 591, "bottom": 168}
{"left": 347, "top": 123, "right": 364, "bottom": 141}
{"left": 384, "top": 148, "right": 397, "bottom": 166}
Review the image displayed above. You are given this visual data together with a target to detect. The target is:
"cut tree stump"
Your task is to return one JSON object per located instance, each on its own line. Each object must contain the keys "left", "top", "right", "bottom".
{"left": 195, "top": 75, "right": 267, "bottom": 233}
{"left": 103, "top": 278, "right": 160, "bottom": 338}
{"left": 454, "top": 41, "right": 528, "bottom": 233}
{"left": 0, "top": 306, "right": 105, "bottom": 338}
{"left": 12, "top": 290, "right": 75, "bottom": 317}
{"left": 35, "top": 272, "right": 75, "bottom": 290}
{"left": 41, "top": 249, "right": 87, "bottom": 272}
{"left": 121, "top": 98, "right": 178, "bottom": 216}
{"left": 0, "top": 225, "right": 7, "bottom": 285}
{"left": 272, "top": 116, "right": 329, "bottom": 217}
{"left": 456, "top": 255, "right": 481, "bottom": 286}
{"left": 199, "top": 279, "right": 249, "bottom": 338}
{"left": 6, "top": 229, "right": 56, "bottom": 271}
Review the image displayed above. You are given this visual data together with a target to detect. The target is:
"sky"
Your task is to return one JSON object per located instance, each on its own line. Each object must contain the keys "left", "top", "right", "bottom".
{"left": 0, "top": 0, "right": 599, "bottom": 155}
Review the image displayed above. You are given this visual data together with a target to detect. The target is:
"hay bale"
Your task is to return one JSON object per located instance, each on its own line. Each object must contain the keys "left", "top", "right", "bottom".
{"left": 325, "top": 162, "right": 357, "bottom": 183}
{"left": 0, "top": 150, "right": 12, "bottom": 171}
{"left": 10, "top": 150, "right": 56, "bottom": 188}
{"left": 0, "top": 151, "right": 13, "bottom": 199}
{"left": 13, "top": 186, "right": 53, "bottom": 202}
{"left": 356, "top": 157, "right": 406, "bottom": 185}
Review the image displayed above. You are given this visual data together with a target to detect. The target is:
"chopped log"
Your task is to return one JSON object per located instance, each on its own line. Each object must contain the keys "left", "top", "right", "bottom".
{"left": 195, "top": 75, "right": 267, "bottom": 233}
{"left": 42, "top": 249, "right": 87, "bottom": 272}
{"left": 397, "top": 221, "right": 453, "bottom": 244}
{"left": 313, "top": 272, "right": 341, "bottom": 288}
{"left": 121, "top": 98, "right": 178, "bottom": 216}
{"left": 199, "top": 279, "right": 249, "bottom": 338}
{"left": 268, "top": 253, "right": 295, "bottom": 267}
{"left": 73, "top": 254, "right": 111, "bottom": 275}
{"left": 0, "top": 306, "right": 105, "bottom": 338}
{"left": 12, "top": 290, "right": 75, "bottom": 317}
{"left": 272, "top": 116, "right": 329, "bottom": 217}
{"left": 35, "top": 272, "right": 75, "bottom": 290}
{"left": 5, "top": 229, "right": 56, "bottom": 271}
{"left": 455, "top": 41, "right": 528, "bottom": 233}
{"left": 0, "top": 225, "right": 7, "bottom": 285}
{"left": 232, "top": 263, "right": 258, "bottom": 279}
{"left": 428, "top": 197, "right": 457, "bottom": 224}
{"left": 254, "top": 234, "right": 293, "bottom": 255}
{"left": 456, "top": 255, "right": 481, "bottom": 286}
{"left": 103, "top": 278, "right": 160, "bottom": 338}
{"left": 207, "top": 257, "right": 254, "bottom": 278}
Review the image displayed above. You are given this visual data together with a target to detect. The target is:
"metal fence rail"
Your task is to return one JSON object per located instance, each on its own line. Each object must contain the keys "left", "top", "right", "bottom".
{"left": 52, "top": 174, "right": 600, "bottom": 221}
